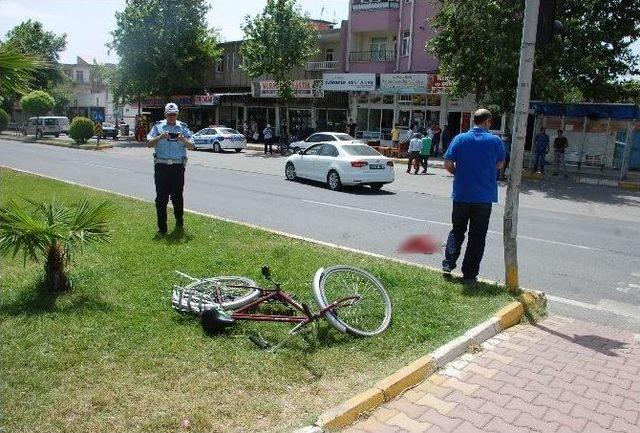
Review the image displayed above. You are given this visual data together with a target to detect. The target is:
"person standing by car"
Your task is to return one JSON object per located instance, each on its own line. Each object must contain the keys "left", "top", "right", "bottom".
{"left": 442, "top": 109, "right": 505, "bottom": 284}
{"left": 553, "top": 129, "right": 569, "bottom": 177}
{"left": 146, "top": 103, "right": 195, "bottom": 235}
{"left": 419, "top": 133, "right": 433, "bottom": 174}
{"left": 407, "top": 132, "right": 423, "bottom": 174}
{"left": 347, "top": 118, "right": 357, "bottom": 137}
{"left": 263, "top": 123, "right": 274, "bottom": 155}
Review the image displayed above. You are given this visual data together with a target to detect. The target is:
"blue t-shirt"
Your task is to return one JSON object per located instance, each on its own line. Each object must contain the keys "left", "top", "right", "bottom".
{"left": 443, "top": 127, "right": 506, "bottom": 203}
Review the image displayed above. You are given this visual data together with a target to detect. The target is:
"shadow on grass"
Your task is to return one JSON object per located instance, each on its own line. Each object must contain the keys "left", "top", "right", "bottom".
{"left": 152, "top": 227, "right": 194, "bottom": 244}
{"left": 2, "top": 279, "right": 113, "bottom": 317}
{"left": 442, "top": 274, "right": 505, "bottom": 297}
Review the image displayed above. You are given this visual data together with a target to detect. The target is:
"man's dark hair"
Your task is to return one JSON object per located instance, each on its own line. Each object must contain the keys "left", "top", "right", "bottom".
{"left": 557, "top": 129, "right": 563, "bottom": 134}
{"left": 473, "top": 108, "right": 492, "bottom": 125}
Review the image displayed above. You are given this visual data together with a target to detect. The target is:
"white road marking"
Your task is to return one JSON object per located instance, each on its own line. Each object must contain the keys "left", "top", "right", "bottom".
{"left": 302, "top": 199, "right": 600, "bottom": 251}
{"left": 547, "top": 295, "right": 640, "bottom": 321}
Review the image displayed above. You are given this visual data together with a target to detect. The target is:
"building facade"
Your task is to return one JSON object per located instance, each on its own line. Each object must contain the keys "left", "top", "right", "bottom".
{"left": 62, "top": 57, "right": 118, "bottom": 123}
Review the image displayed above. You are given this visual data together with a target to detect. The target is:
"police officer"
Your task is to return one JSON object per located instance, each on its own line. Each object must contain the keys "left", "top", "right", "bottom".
{"left": 147, "top": 103, "right": 195, "bottom": 234}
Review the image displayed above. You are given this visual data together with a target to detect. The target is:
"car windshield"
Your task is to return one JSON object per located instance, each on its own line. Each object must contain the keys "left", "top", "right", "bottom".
{"left": 220, "top": 128, "right": 240, "bottom": 135}
{"left": 334, "top": 133, "right": 355, "bottom": 141}
{"left": 341, "top": 145, "right": 382, "bottom": 156}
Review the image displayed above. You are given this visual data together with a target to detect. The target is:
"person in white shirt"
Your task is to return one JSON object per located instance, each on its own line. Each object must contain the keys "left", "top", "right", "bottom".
{"left": 407, "top": 132, "right": 423, "bottom": 174}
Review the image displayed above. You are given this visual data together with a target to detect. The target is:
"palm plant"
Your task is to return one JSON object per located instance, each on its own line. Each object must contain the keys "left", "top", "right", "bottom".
{"left": 0, "top": 199, "right": 114, "bottom": 293}
{"left": 0, "top": 43, "right": 46, "bottom": 96}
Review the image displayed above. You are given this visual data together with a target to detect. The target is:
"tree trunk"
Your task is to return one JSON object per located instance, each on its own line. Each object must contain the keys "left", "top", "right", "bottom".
{"left": 44, "top": 241, "right": 70, "bottom": 293}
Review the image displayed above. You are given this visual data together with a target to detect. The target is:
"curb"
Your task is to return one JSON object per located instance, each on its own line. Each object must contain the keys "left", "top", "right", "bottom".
{"left": 521, "top": 170, "right": 640, "bottom": 192}
{"left": 308, "top": 290, "right": 546, "bottom": 432}
{"left": 0, "top": 134, "right": 114, "bottom": 150}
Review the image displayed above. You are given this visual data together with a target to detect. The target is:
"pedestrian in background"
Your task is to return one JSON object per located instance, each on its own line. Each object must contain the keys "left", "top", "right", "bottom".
{"left": 442, "top": 109, "right": 505, "bottom": 284}
{"left": 553, "top": 129, "right": 568, "bottom": 177}
{"left": 441, "top": 125, "right": 452, "bottom": 154}
{"left": 263, "top": 123, "right": 274, "bottom": 154}
{"left": 432, "top": 124, "right": 442, "bottom": 157}
{"left": 533, "top": 127, "right": 550, "bottom": 173}
{"left": 391, "top": 123, "right": 400, "bottom": 148}
{"left": 347, "top": 118, "right": 357, "bottom": 137}
{"left": 419, "top": 132, "right": 433, "bottom": 174}
{"left": 407, "top": 132, "right": 423, "bottom": 174}
{"left": 146, "top": 102, "right": 195, "bottom": 235}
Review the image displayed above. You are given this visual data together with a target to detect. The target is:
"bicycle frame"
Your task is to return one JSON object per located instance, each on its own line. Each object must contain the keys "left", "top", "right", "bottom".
{"left": 223, "top": 284, "right": 361, "bottom": 326}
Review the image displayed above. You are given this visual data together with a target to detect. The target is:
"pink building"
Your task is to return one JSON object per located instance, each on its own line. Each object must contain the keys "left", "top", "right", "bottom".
{"left": 346, "top": 0, "right": 439, "bottom": 74}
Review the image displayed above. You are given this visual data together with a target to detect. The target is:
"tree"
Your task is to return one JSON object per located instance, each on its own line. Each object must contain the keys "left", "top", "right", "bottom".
{"left": 108, "top": 0, "right": 221, "bottom": 105}
{"left": 2, "top": 20, "right": 66, "bottom": 94}
{"left": 427, "top": 0, "right": 640, "bottom": 112}
{"left": 0, "top": 43, "right": 46, "bottom": 100}
{"left": 241, "top": 0, "right": 318, "bottom": 137}
{"left": 20, "top": 90, "right": 54, "bottom": 139}
{"left": 0, "top": 199, "right": 113, "bottom": 293}
{"left": 68, "top": 117, "right": 96, "bottom": 144}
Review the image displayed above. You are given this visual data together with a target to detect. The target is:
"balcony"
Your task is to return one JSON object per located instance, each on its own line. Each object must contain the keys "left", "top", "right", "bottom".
{"left": 349, "top": 50, "right": 396, "bottom": 62}
{"left": 306, "top": 60, "right": 339, "bottom": 71}
{"left": 352, "top": 0, "right": 399, "bottom": 11}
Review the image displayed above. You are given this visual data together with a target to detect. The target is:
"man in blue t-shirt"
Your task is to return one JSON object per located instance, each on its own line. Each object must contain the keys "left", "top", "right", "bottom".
{"left": 442, "top": 109, "right": 505, "bottom": 283}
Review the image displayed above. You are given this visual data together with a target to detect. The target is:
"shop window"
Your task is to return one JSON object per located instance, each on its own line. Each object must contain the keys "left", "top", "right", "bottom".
{"left": 368, "top": 109, "right": 381, "bottom": 132}
{"left": 398, "top": 95, "right": 412, "bottom": 106}
{"left": 327, "top": 109, "right": 347, "bottom": 132}
{"left": 426, "top": 94, "right": 442, "bottom": 106}
{"left": 398, "top": 110, "right": 410, "bottom": 126}
{"left": 383, "top": 95, "right": 394, "bottom": 105}
{"left": 356, "top": 92, "right": 369, "bottom": 104}
{"left": 401, "top": 31, "right": 410, "bottom": 57}
{"left": 381, "top": 109, "right": 394, "bottom": 138}
{"left": 357, "top": 108, "right": 368, "bottom": 131}
{"left": 316, "top": 109, "right": 328, "bottom": 131}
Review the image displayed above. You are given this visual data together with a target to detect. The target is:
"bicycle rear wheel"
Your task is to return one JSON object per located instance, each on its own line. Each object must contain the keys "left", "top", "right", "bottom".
{"left": 313, "top": 266, "right": 392, "bottom": 337}
{"left": 172, "top": 276, "right": 261, "bottom": 314}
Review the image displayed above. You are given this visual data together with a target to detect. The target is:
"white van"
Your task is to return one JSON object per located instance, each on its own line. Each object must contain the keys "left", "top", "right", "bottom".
{"left": 26, "top": 116, "right": 70, "bottom": 138}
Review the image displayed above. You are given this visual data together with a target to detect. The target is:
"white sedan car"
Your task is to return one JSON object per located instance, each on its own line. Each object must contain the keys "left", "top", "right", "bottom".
{"left": 284, "top": 142, "right": 395, "bottom": 191}
{"left": 193, "top": 126, "right": 247, "bottom": 152}
{"left": 289, "top": 132, "right": 359, "bottom": 153}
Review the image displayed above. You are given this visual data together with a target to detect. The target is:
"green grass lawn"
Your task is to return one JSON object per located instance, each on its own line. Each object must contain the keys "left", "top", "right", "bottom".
{"left": 1, "top": 169, "right": 514, "bottom": 433}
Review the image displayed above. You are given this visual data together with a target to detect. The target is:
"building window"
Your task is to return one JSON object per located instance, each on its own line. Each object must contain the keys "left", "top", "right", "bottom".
{"left": 325, "top": 48, "right": 334, "bottom": 62}
{"left": 231, "top": 53, "right": 235, "bottom": 71}
{"left": 75, "top": 70, "right": 84, "bottom": 83}
{"left": 216, "top": 58, "right": 224, "bottom": 73}
{"left": 401, "top": 31, "right": 410, "bottom": 57}
{"left": 370, "top": 37, "right": 387, "bottom": 61}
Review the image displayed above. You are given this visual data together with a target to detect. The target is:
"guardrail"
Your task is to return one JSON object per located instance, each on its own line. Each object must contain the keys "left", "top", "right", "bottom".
{"left": 348, "top": 50, "right": 396, "bottom": 62}
{"left": 352, "top": 1, "right": 399, "bottom": 11}
{"left": 306, "top": 61, "right": 339, "bottom": 71}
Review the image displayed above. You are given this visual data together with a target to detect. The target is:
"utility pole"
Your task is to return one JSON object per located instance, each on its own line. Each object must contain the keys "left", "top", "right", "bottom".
{"left": 503, "top": 0, "right": 540, "bottom": 292}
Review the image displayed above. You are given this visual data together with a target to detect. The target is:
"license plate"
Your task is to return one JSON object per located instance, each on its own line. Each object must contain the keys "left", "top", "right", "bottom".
{"left": 370, "top": 164, "right": 384, "bottom": 170}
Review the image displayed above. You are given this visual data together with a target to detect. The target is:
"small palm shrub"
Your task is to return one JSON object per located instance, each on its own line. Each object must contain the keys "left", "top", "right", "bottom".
{"left": 68, "top": 116, "right": 95, "bottom": 144}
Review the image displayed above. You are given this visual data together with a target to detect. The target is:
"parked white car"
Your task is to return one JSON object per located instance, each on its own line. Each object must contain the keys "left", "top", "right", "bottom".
{"left": 26, "top": 116, "right": 69, "bottom": 138}
{"left": 193, "top": 126, "right": 247, "bottom": 152}
{"left": 289, "top": 132, "right": 359, "bottom": 153}
{"left": 284, "top": 142, "right": 395, "bottom": 191}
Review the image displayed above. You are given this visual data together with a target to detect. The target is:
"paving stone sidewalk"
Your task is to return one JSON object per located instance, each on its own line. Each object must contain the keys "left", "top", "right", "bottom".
{"left": 344, "top": 316, "right": 640, "bottom": 433}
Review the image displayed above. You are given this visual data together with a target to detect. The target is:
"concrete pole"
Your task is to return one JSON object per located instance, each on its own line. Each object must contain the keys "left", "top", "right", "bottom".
{"left": 503, "top": 0, "right": 540, "bottom": 292}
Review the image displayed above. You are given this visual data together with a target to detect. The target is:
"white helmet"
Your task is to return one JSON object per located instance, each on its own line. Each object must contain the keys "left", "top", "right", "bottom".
{"left": 164, "top": 102, "right": 179, "bottom": 114}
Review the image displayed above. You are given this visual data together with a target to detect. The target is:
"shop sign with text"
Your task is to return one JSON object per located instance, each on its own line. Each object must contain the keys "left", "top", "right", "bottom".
{"left": 380, "top": 74, "right": 429, "bottom": 94}
{"left": 254, "top": 79, "right": 324, "bottom": 98}
{"left": 194, "top": 94, "right": 220, "bottom": 106}
{"left": 322, "top": 73, "right": 376, "bottom": 91}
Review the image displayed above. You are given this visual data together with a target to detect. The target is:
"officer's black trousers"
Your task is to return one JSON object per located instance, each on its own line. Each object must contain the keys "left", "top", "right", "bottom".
{"left": 154, "top": 163, "right": 185, "bottom": 232}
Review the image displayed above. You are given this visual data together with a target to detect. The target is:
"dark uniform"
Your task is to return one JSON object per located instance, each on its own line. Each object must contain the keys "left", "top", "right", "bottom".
{"left": 147, "top": 117, "right": 193, "bottom": 233}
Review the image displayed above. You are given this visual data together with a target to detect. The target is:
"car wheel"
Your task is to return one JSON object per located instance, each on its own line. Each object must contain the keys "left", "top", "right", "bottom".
{"left": 370, "top": 183, "right": 384, "bottom": 191}
{"left": 235, "top": 148, "right": 242, "bottom": 153}
{"left": 55, "top": 134, "right": 60, "bottom": 138}
{"left": 213, "top": 142, "right": 221, "bottom": 153}
{"left": 327, "top": 170, "right": 342, "bottom": 191}
{"left": 285, "top": 162, "right": 297, "bottom": 181}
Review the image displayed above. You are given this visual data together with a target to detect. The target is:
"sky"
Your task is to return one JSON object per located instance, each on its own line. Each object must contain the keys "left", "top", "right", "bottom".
{"left": 0, "top": 0, "right": 638, "bottom": 70}
{"left": 0, "top": 0, "right": 349, "bottom": 64}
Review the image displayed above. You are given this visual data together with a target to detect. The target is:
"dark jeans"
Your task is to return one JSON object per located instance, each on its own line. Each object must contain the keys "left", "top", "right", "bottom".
{"left": 154, "top": 163, "right": 185, "bottom": 232}
{"left": 264, "top": 138, "right": 273, "bottom": 154}
{"left": 442, "top": 202, "right": 492, "bottom": 279}
{"left": 407, "top": 151, "right": 420, "bottom": 173}
{"left": 533, "top": 151, "right": 546, "bottom": 172}
{"left": 419, "top": 154, "right": 429, "bottom": 172}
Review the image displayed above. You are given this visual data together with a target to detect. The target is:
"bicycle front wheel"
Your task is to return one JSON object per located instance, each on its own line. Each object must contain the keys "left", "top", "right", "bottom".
{"left": 313, "top": 266, "right": 392, "bottom": 337}
{"left": 172, "top": 276, "right": 261, "bottom": 314}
